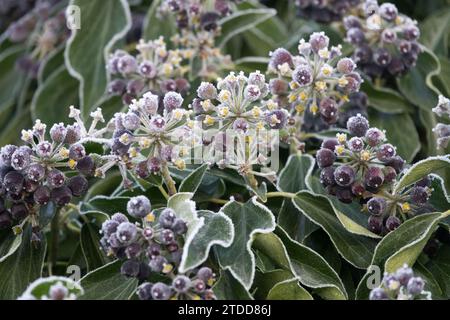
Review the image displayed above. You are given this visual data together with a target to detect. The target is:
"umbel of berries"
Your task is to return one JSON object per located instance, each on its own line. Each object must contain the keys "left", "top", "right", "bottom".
{"left": 295, "top": 0, "right": 362, "bottom": 23}
{"left": 267, "top": 32, "right": 362, "bottom": 143}
{"left": 370, "top": 264, "right": 431, "bottom": 300}
{"left": 107, "top": 37, "right": 189, "bottom": 105}
{"left": 343, "top": 0, "right": 422, "bottom": 78}
{"left": 97, "top": 91, "right": 192, "bottom": 192}
{"left": 432, "top": 95, "right": 450, "bottom": 149}
{"left": 99, "top": 196, "right": 216, "bottom": 300}
{"left": 0, "top": 114, "right": 100, "bottom": 236}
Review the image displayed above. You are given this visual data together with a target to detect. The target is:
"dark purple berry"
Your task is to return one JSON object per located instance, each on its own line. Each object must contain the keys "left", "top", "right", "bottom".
{"left": 368, "top": 215, "right": 384, "bottom": 234}
{"left": 137, "top": 283, "right": 153, "bottom": 300}
{"left": 159, "top": 208, "right": 176, "bottom": 229}
{"left": 335, "top": 187, "right": 353, "bottom": 203}
{"left": 159, "top": 229, "right": 175, "bottom": 245}
{"left": 334, "top": 165, "right": 355, "bottom": 187}
{"left": 173, "top": 275, "right": 191, "bottom": 293}
{"left": 377, "top": 144, "right": 396, "bottom": 162}
{"left": 316, "top": 148, "right": 336, "bottom": 168}
{"left": 369, "top": 288, "right": 388, "bottom": 300}
{"left": 410, "top": 186, "right": 429, "bottom": 204}
{"left": 26, "top": 164, "right": 45, "bottom": 182}
{"left": 347, "top": 114, "right": 369, "bottom": 137}
{"left": 68, "top": 175, "right": 88, "bottom": 197}
{"left": 407, "top": 277, "right": 424, "bottom": 295}
{"left": 320, "top": 166, "right": 336, "bottom": 187}
{"left": 76, "top": 156, "right": 95, "bottom": 176}
{"left": 385, "top": 156, "right": 405, "bottom": 174}
{"left": 365, "top": 167, "right": 384, "bottom": 189}
{"left": 69, "top": 144, "right": 86, "bottom": 161}
{"left": 197, "top": 267, "right": 213, "bottom": 283}
{"left": 321, "top": 138, "right": 339, "bottom": 151}
{"left": 50, "top": 186, "right": 72, "bottom": 206}
{"left": 127, "top": 196, "right": 151, "bottom": 218}
{"left": 367, "top": 197, "right": 387, "bottom": 216}
{"left": 3, "top": 171, "right": 24, "bottom": 195}
{"left": 47, "top": 169, "right": 65, "bottom": 189}
{"left": 151, "top": 282, "right": 171, "bottom": 300}
{"left": 383, "top": 166, "right": 397, "bottom": 183}
{"left": 11, "top": 203, "right": 28, "bottom": 220}
{"left": 385, "top": 216, "right": 401, "bottom": 231}
{"left": 120, "top": 259, "right": 140, "bottom": 277}
{"left": 171, "top": 219, "right": 188, "bottom": 235}
{"left": 269, "top": 48, "right": 293, "bottom": 70}
{"left": 116, "top": 222, "right": 137, "bottom": 245}
{"left": 33, "top": 186, "right": 51, "bottom": 205}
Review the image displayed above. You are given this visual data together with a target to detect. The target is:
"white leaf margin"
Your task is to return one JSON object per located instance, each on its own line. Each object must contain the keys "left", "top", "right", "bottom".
{"left": 18, "top": 276, "right": 84, "bottom": 300}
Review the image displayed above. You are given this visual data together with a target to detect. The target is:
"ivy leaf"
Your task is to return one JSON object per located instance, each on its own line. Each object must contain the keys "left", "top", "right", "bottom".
{"left": 19, "top": 276, "right": 84, "bottom": 300}
{"left": 216, "top": 198, "right": 276, "bottom": 290}
{"left": 292, "top": 191, "right": 377, "bottom": 269}
{"left": 420, "top": 8, "right": 450, "bottom": 56}
{"left": 179, "top": 210, "right": 233, "bottom": 273}
{"left": 394, "top": 156, "right": 450, "bottom": 194}
{"left": 179, "top": 164, "right": 209, "bottom": 194}
{"left": 0, "top": 46, "right": 25, "bottom": 108}
{"left": 267, "top": 278, "right": 313, "bottom": 300}
{"left": 79, "top": 260, "right": 137, "bottom": 300}
{"left": 65, "top": 0, "right": 131, "bottom": 117}
{"left": 369, "top": 110, "right": 420, "bottom": 163}
{"left": 80, "top": 212, "right": 109, "bottom": 271}
{"left": 277, "top": 154, "right": 319, "bottom": 242}
{"left": 217, "top": 7, "right": 277, "bottom": 48}
{"left": 38, "top": 44, "right": 65, "bottom": 84}
{"left": 31, "top": 66, "right": 79, "bottom": 124}
{"left": 362, "top": 81, "right": 413, "bottom": 114}
{"left": 355, "top": 211, "right": 449, "bottom": 299}
{"left": 253, "top": 270, "right": 294, "bottom": 299}
{"left": 80, "top": 195, "right": 130, "bottom": 215}
{"left": 213, "top": 270, "right": 253, "bottom": 300}
{"left": 0, "top": 231, "right": 22, "bottom": 263}
{"left": 0, "top": 225, "right": 46, "bottom": 299}
{"left": 427, "top": 245, "right": 450, "bottom": 298}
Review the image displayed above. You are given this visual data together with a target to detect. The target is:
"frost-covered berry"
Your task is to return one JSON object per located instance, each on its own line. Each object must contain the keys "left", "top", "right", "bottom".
{"left": 111, "top": 212, "right": 128, "bottom": 224}
{"left": 10, "top": 148, "right": 31, "bottom": 171}
{"left": 47, "top": 169, "right": 65, "bottom": 189}
{"left": 159, "top": 208, "right": 176, "bottom": 229}
{"left": 173, "top": 275, "right": 191, "bottom": 293}
{"left": 197, "top": 267, "right": 213, "bottom": 283}
{"left": 0, "top": 145, "right": 17, "bottom": 166}
{"left": 407, "top": 277, "right": 425, "bottom": 295}
{"left": 197, "top": 82, "right": 217, "bottom": 100}
{"left": 49, "top": 283, "right": 69, "bottom": 300}
{"left": 347, "top": 28, "right": 365, "bottom": 45}
{"left": 395, "top": 265, "right": 414, "bottom": 286}
{"left": 244, "top": 85, "right": 261, "bottom": 101}
{"left": 385, "top": 216, "right": 401, "bottom": 231}
{"left": 149, "top": 157, "right": 161, "bottom": 174}
{"left": 316, "top": 148, "right": 336, "bottom": 168}
{"left": 309, "top": 32, "right": 329, "bottom": 53}
{"left": 26, "top": 164, "right": 45, "bottom": 182}
{"left": 76, "top": 156, "right": 95, "bottom": 176}
{"left": 151, "top": 282, "right": 172, "bottom": 300}
{"left": 293, "top": 65, "right": 313, "bottom": 87}
{"left": 108, "top": 79, "right": 126, "bottom": 95}
{"left": 269, "top": 48, "right": 293, "bottom": 70}
{"left": 335, "top": 187, "right": 353, "bottom": 203}
{"left": 64, "top": 124, "right": 81, "bottom": 144}
{"left": 269, "top": 78, "right": 289, "bottom": 95}
{"left": 266, "top": 110, "right": 288, "bottom": 129}
{"left": 138, "top": 61, "right": 157, "bottom": 78}
{"left": 172, "top": 219, "right": 188, "bottom": 235}
{"left": 368, "top": 215, "right": 383, "bottom": 234}
{"left": 367, "top": 197, "right": 387, "bottom": 216}
{"left": 11, "top": 204, "right": 28, "bottom": 220}
{"left": 69, "top": 144, "right": 86, "bottom": 161}
{"left": 379, "top": 3, "right": 398, "bottom": 21}
{"left": 149, "top": 255, "right": 167, "bottom": 272}
{"left": 163, "top": 91, "right": 183, "bottom": 112}
{"left": 347, "top": 114, "right": 369, "bottom": 137}
{"left": 351, "top": 182, "right": 365, "bottom": 196}
{"left": 116, "top": 222, "right": 137, "bottom": 245}
{"left": 337, "top": 58, "right": 356, "bottom": 74}
{"left": 34, "top": 186, "right": 51, "bottom": 205}
{"left": 127, "top": 196, "right": 151, "bottom": 218}
{"left": 68, "top": 175, "right": 88, "bottom": 197}
{"left": 383, "top": 166, "right": 397, "bottom": 183}
{"left": 50, "top": 123, "right": 67, "bottom": 143}
{"left": 347, "top": 137, "right": 364, "bottom": 152}
{"left": 192, "top": 279, "right": 206, "bottom": 293}
{"left": 320, "top": 166, "right": 336, "bottom": 187}
{"left": 159, "top": 229, "right": 175, "bottom": 245}
{"left": 121, "top": 259, "right": 140, "bottom": 277}
{"left": 377, "top": 144, "right": 396, "bottom": 162}
{"left": 137, "top": 283, "right": 153, "bottom": 300}
{"left": 101, "top": 219, "right": 119, "bottom": 237}
{"left": 319, "top": 98, "right": 338, "bottom": 123}
{"left": 135, "top": 160, "right": 149, "bottom": 179}
{"left": 36, "top": 141, "right": 53, "bottom": 158}
{"left": 233, "top": 118, "right": 249, "bottom": 133}
{"left": 117, "top": 54, "right": 137, "bottom": 75}
{"left": 125, "top": 243, "right": 142, "bottom": 259}
{"left": 364, "top": 167, "right": 384, "bottom": 189}
{"left": 3, "top": 171, "right": 24, "bottom": 195}
{"left": 369, "top": 287, "right": 388, "bottom": 300}
{"left": 50, "top": 186, "right": 72, "bottom": 206}
{"left": 410, "top": 186, "right": 429, "bottom": 204}
{"left": 334, "top": 165, "right": 355, "bottom": 187}
{"left": 123, "top": 112, "right": 140, "bottom": 131}
{"left": 321, "top": 138, "right": 339, "bottom": 151}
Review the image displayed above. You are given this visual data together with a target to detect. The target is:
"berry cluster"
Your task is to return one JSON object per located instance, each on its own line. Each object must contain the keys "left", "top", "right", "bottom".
{"left": 343, "top": 0, "right": 421, "bottom": 78}
{"left": 295, "top": 0, "right": 362, "bottom": 23}
{"left": 432, "top": 95, "right": 450, "bottom": 149}
{"left": 161, "top": 0, "right": 233, "bottom": 79}
{"left": 370, "top": 264, "right": 431, "bottom": 300}
{"left": 98, "top": 91, "right": 192, "bottom": 189}
{"left": 7, "top": 0, "right": 68, "bottom": 77}
{"left": 0, "top": 108, "right": 107, "bottom": 237}
{"left": 99, "top": 196, "right": 216, "bottom": 300}
{"left": 268, "top": 32, "right": 362, "bottom": 134}
{"left": 107, "top": 37, "right": 189, "bottom": 105}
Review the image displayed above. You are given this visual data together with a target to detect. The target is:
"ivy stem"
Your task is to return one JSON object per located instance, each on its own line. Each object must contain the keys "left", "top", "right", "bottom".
{"left": 265, "top": 191, "right": 296, "bottom": 199}
{"left": 209, "top": 198, "right": 229, "bottom": 205}
{"left": 161, "top": 165, "right": 177, "bottom": 196}
{"left": 48, "top": 208, "right": 60, "bottom": 276}
{"left": 158, "top": 185, "right": 170, "bottom": 200}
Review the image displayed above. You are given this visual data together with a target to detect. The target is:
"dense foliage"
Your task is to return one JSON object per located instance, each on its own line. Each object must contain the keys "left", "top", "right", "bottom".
{"left": 0, "top": 0, "right": 449, "bottom": 300}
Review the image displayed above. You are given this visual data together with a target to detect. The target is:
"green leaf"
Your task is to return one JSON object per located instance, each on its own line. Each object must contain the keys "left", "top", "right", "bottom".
{"left": 0, "top": 46, "right": 25, "bottom": 108}
{"left": 292, "top": 191, "right": 377, "bottom": 269}
{"left": 216, "top": 198, "right": 276, "bottom": 289}
{"left": 427, "top": 245, "right": 450, "bottom": 298}
{"left": 254, "top": 230, "right": 347, "bottom": 300}
{"left": 267, "top": 278, "right": 313, "bottom": 300}
{"left": 19, "top": 276, "right": 84, "bottom": 300}
{"left": 369, "top": 110, "right": 420, "bottom": 163}
{"left": 65, "top": 0, "right": 131, "bottom": 117}
{"left": 0, "top": 226, "right": 46, "bottom": 299}
{"left": 277, "top": 154, "right": 319, "bottom": 242}
{"left": 179, "top": 164, "right": 209, "bottom": 193}
{"left": 79, "top": 260, "right": 137, "bottom": 300}
{"left": 213, "top": 270, "right": 253, "bottom": 300}
{"left": 38, "top": 202, "right": 57, "bottom": 229}
{"left": 217, "top": 8, "right": 277, "bottom": 48}
{"left": 0, "top": 231, "right": 22, "bottom": 263}
{"left": 81, "top": 212, "right": 109, "bottom": 271}
{"left": 80, "top": 195, "right": 130, "bottom": 215}
{"left": 179, "top": 210, "right": 233, "bottom": 273}
{"left": 420, "top": 8, "right": 450, "bottom": 56}
{"left": 253, "top": 270, "right": 294, "bottom": 299}
{"left": 393, "top": 156, "right": 450, "bottom": 194}
{"left": 355, "top": 211, "right": 449, "bottom": 299}
{"left": 31, "top": 66, "right": 79, "bottom": 124}
{"left": 142, "top": 0, "right": 177, "bottom": 41}
{"left": 362, "top": 81, "right": 413, "bottom": 114}
{"left": 38, "top": 44, "right": 65, "bottom": 84}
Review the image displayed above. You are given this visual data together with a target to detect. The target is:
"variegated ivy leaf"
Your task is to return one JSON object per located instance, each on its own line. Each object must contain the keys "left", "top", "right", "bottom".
{"left": 216, "top": 197, "right": 276, "bottom": 290}
{"left": 19, "top": 276, "right": 84, "bottom": 300}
